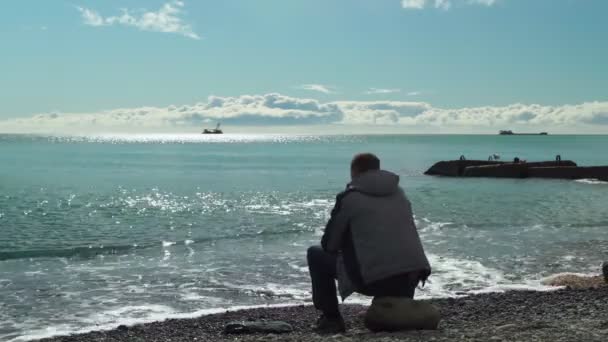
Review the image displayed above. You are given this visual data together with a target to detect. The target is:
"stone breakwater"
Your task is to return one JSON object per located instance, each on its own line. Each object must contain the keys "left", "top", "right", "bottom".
{"left": 424, "top": 158, "right": 608, "bottom": 181}
{"left": 36, "top": 287, "right": 608, "bottom": 342}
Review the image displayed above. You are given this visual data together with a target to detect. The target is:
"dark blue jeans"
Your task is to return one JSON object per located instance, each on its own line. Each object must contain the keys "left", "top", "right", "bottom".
{"left": 307, "top": 246, "right": 418, "bottom": 317}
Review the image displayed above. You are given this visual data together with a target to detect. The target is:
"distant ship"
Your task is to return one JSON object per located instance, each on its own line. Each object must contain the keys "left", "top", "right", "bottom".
{"left": 499, "top": 130, "right": 548, "bottom": 136}
{"left": 203, "top": 123, "right": 223, "bottom": 134}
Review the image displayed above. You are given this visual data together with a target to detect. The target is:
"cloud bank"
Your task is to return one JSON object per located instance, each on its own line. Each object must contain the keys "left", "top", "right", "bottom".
{"left": 2, "top": 94, "right": 607, "bottom": 134}
{"left": 77, "top": 1, "right": 199, "bottom": 40}
{"left": 402, "top": 0, "right": 497, "bottom": 10}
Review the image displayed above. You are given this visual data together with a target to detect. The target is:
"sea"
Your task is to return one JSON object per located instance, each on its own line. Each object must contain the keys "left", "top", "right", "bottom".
{"left": 1, "top": 133, "right": 607, "bottom": 341}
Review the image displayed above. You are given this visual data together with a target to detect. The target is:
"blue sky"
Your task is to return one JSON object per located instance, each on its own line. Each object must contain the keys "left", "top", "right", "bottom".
{"left": 1, "top": 0, "right": 607, "bottom": 133}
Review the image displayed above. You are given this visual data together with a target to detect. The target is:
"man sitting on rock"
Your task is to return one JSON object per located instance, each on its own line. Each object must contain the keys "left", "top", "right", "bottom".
{"left": 307, "top": 153, "right": 431, "bottom": 334}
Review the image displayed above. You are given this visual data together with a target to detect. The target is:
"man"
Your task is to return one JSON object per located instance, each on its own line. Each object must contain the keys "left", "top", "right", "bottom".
{"left": 307, "top": 153, "right": 431, "bottom": 334}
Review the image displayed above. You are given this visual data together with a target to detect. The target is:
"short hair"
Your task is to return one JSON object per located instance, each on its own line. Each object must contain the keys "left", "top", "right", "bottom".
{"left": 351, "top": 153, "right": 380, "bottom": 174}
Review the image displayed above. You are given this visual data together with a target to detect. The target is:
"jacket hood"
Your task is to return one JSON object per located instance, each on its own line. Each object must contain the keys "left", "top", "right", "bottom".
{"left": 349, "top": 170, "right": 400, "bottom": 196}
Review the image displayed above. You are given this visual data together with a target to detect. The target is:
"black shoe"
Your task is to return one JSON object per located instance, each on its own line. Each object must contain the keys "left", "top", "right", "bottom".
{"left": 313, "top": 314, "right": 346, "bottom": 334}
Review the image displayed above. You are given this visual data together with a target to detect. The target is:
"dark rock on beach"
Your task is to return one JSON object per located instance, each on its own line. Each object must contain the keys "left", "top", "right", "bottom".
{"left": 224, "top": 320, "right": 293, "bottom": 334}
{"left": 35, "top": 287, "right": 608, "bottom": 342}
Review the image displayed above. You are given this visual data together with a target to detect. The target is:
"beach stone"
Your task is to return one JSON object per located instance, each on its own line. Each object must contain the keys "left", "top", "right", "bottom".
{"left": 223, "top": 320, "right": 293, "bottom": 334}
{"left": 495, "top": 323, "right": 518, "bottom": 332}
{"left": 602, "top": 262, "right": 608, "bottom": 283}
{"left": 541, "top": 273, "right": 606, "bottom": 289}
{"left": 364, "top": 297, "right": 440, "bottom": 332}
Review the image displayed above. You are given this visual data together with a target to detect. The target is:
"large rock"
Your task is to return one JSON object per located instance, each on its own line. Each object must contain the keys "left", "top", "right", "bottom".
{"left": 224, "top": 320, "right": 293, "bottom": 334}
{"left": 364, "top": 297, "right": 440, "bottom": 332}
{"left": 541, "top": 273, "right": 606, "bottom": 289}
{"left": 603, "top": 262, "right": 608, "bottom": 283}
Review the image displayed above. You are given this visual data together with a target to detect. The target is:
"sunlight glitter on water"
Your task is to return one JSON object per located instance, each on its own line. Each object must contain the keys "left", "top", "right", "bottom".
{"left": 47, "top": 133, "right": 335, "bottom": 144}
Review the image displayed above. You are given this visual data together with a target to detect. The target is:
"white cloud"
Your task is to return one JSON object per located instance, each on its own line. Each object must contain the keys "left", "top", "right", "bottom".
{"left": 434, "top": 0, "right": 452, "bottom": 10}
{"left": 402, "top": 0, "right": 498, "bottom": 10}
{"left": 0, "top": 94, "right": 342, "bottom": 132}
{"left": 365, "top": 88, "right": 401, "bottom": 95}
{"left": 469, "top": 0, "right": 497, "bottom": 5}
{"left": 402, "top": 0, "right": 427, "bottom": 9}
{"left": 300, "top": 84, "right": 335, "bottom": 94}
{"left": 334, "top": 100, "right": 430, "bottom": 125}
{"left": 2, "top": 94, "right": 607, "bottom": 133}
{"left": 78, "top": 7, "right": 105, "bottom": 26}
{"left": 77, "top": 1, "right": 200, "bottom": 40}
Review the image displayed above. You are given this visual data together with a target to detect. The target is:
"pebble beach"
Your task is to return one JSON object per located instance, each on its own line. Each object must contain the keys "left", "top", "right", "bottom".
{"left": 36, "top": 286, "right": 608, "bottom": 342}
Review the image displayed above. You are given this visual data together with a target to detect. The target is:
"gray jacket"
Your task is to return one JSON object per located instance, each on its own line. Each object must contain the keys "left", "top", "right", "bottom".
{"left": 321, "top": 169, "right": 431, "bottom": 299}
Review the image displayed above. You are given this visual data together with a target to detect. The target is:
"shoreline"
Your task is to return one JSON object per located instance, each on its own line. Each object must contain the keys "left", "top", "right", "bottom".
{"left": 11, "top": 284, "right": 557, "bottom": 341}
{"left": 33, "top": 286, "right": 608, "bottom": 342}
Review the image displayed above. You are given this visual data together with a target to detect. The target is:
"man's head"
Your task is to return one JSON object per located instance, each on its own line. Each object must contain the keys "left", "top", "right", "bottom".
{"left": 350, "top": 153, "right": 380, "bottom": 180}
